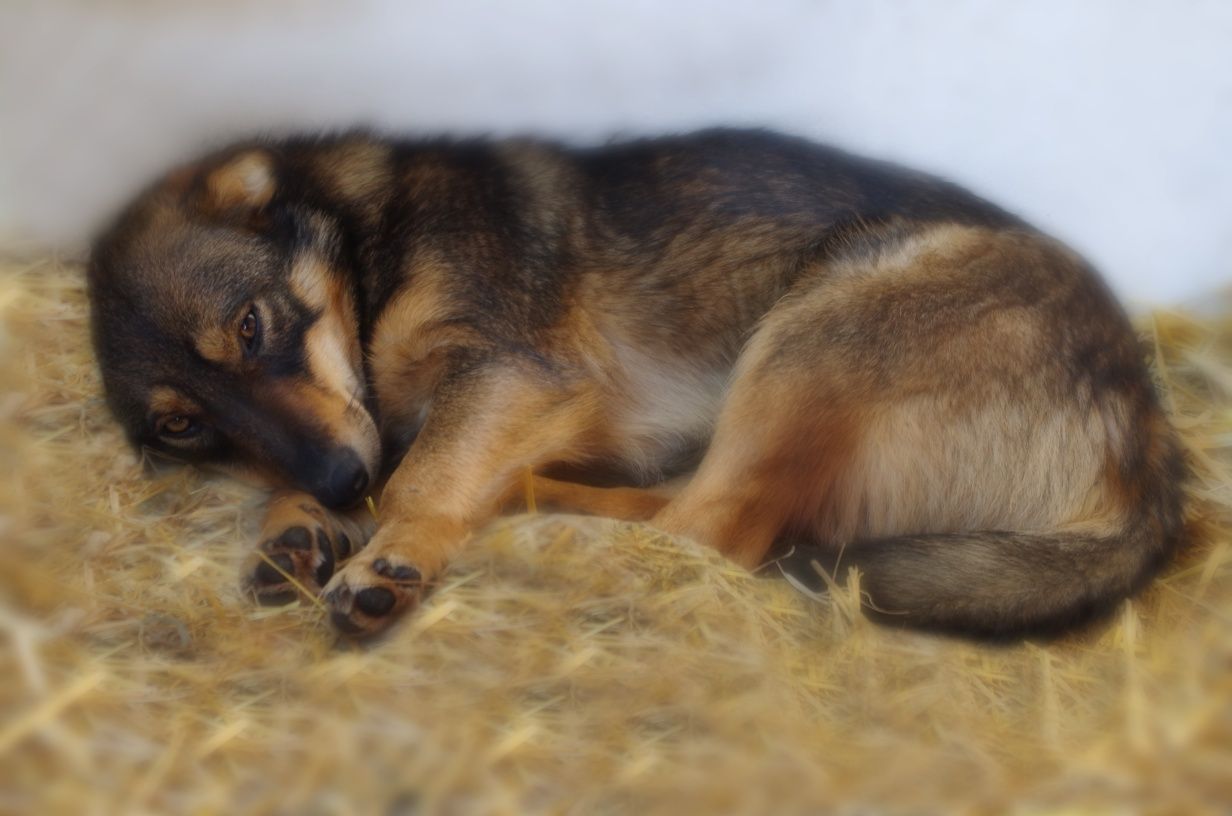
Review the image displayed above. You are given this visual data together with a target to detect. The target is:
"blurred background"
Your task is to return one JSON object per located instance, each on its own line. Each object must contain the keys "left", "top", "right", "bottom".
{"left": 1, "top": 5, "right": 1229, "bottom": 811}
{"left": 1, "top": 0, "right": 1228, "bottom": 305}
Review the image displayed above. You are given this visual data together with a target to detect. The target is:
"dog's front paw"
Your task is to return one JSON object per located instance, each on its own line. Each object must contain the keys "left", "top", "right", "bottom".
{"left": 248, "top": 499, "right": 357, "bottom": 605}
{"left": 322, "top": 551, "right": 430, "bottom": 638}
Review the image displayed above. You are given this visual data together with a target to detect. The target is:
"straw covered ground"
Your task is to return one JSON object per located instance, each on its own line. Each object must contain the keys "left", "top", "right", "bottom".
{"left": 0, "top": 256, "right": 1229, "bottom": 815}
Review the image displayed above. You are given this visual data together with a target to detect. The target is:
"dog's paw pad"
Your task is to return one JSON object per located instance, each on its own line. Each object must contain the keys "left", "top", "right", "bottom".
{"left": 355, "top": 586, "right": 398, "bottom": 616}
{"left": 250, "top": 552, "right": 299, "bottom": 606}
{"left": 254, "top": 552, "right": 294, "bottom": 585}
{"left": 372, "top": 557, "right": 421, "bottom": 583}
{"left": 248, "top": 523, "right": 351, "bottom": 602}
{"left": 323, "top": 558, "right": 428, "bottom": 638}
{"left": 274, "top": 525, "right": 313, "bottom": 551}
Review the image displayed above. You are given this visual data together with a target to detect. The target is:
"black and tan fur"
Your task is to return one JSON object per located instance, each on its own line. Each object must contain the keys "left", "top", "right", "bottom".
{"left": 88, "top": 129, "right": 1185, "bottom": 639}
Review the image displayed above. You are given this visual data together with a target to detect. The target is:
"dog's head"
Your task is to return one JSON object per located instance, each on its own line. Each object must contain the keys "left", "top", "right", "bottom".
{"left": 88, "top": 147, "right": 380, "bottom": 508}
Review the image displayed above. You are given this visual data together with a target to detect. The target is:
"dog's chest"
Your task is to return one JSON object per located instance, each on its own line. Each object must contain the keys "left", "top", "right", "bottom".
{"left": 366, "top": 298, "right": 454, "bottom": 444}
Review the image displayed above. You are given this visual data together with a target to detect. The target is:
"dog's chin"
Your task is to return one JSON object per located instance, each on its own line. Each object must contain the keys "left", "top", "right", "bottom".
{"left": 210, "top": 461, "right": 284, "bottom": 493}
{"left": 211, "top": 461, "right": 374, "bottom": 511}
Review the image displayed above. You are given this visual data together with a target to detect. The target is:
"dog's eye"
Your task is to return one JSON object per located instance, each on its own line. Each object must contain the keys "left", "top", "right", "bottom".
{"left": 239, "top": 307, "right": 260, "bottom": 354}
{"left": 158, "top": 415, "right": 199, "bottom": 438}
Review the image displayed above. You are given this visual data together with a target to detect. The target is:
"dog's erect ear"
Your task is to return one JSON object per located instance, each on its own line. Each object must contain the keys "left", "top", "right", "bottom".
{"left": 195, "top": 149, "right": 277, "bottom": 222}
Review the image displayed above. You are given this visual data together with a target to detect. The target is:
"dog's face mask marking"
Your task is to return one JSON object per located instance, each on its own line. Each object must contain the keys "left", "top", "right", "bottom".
{"left": 89, "top": 149, "right": 380, "bottom": 508}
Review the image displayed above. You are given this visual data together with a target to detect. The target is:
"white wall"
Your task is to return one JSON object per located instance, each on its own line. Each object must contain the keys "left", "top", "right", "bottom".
{"left": 2, "top": 0, "right": 1229, "bottom": 305}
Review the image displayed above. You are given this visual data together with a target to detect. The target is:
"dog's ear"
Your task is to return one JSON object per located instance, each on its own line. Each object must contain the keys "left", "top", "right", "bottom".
{"left": 194, "top": 149, "right": 277, "bottom": 224}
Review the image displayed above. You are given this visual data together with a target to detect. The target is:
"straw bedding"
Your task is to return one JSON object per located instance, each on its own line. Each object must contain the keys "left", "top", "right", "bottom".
{"left": 0, "top": 256, "right": 1228, "bottom": 815}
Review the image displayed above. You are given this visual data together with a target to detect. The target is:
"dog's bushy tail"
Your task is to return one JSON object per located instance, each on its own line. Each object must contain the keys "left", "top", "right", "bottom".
{"left": 785, "top": 518, "right": 1182, "bottom": 640}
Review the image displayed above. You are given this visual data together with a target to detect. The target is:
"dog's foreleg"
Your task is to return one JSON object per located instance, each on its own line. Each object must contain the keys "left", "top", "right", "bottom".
{"left": 322, "top": 360, "right": 598, "bottom": 637}
{"left": 246, "top": 490, "right": 378, "bottom": 604}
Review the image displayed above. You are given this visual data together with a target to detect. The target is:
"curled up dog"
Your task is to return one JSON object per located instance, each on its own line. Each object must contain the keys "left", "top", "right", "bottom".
{"left": 87, "top": 129, "right": 1185, "bottom": 639}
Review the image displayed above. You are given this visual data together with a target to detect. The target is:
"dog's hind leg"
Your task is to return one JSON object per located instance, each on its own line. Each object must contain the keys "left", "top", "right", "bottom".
{"left": 649, "top": 310, "right": 865, "bottom": 570}
{"left": 654, "top": 224, "right": 1183, "bottom": 636}
{"left": 496, "top": 474, "right": 676, "bottom": 521}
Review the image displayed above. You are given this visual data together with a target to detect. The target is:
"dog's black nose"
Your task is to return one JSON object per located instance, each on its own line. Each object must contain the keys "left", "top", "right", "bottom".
{"left": 317, "top": 450, "right": 370, "bottom": 508}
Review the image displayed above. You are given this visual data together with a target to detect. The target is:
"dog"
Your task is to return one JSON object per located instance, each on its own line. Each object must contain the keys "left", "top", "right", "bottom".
{"left": 88, "top": 128, "right": 1185, "bottom": 639}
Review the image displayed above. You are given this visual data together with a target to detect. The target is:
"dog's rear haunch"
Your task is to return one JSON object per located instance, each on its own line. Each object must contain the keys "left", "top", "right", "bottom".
{"left": 88, "top": 129, "right": 1184, "bottom": 640}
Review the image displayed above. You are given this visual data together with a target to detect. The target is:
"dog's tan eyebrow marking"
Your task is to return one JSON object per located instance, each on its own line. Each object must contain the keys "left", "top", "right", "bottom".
{"left": 148, "top": 385, "right": 200, "bottom": 418}
{"left": 195, "top": 326, "right": 237, "bottom": 364}
{"left": 194, "top": 302, "right": 254, "bottom": 365}
{"left": 289, "top": 254, "right": 330, "bottom": 309}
